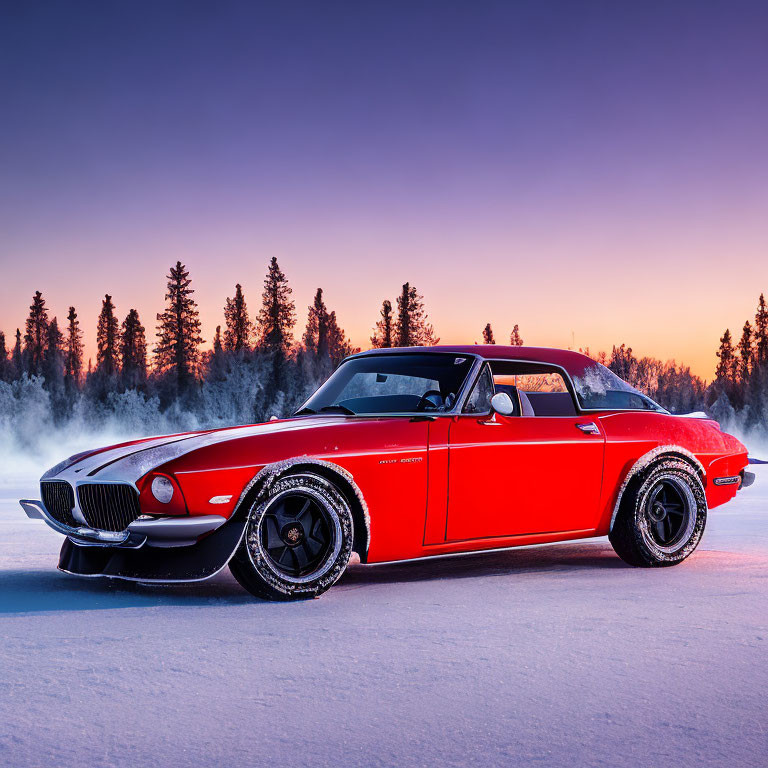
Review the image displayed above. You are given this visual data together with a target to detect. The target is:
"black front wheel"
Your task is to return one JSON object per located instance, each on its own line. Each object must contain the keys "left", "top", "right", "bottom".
{"left": 609, "top": 458, "right": 707, "bottom": 567}
{"left": 229, "top": 472, "right": 354, "bottom": 600}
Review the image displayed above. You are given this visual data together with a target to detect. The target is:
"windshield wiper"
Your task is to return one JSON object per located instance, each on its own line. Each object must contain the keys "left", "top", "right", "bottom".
{"left": 319, "top": 404, "right": 356, "bottom": 415}
{"left": 294, "top": 407, "right": 317, "bottom": 416}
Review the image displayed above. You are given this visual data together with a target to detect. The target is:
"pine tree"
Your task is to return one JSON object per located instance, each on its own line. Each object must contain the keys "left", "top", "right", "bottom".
{"left": 256, "top": 257, "right": 295, "bottom": 356}
{"left": 43, "top": 317, "right": 65, "bottom": 388}
{"left": 754, "top": 293, "right": 768, "bottom": 367}
{"left": 12, "top": 329, "right": 22, "bottom": 379}
{"left": 120, "top": 309, "right": 147, "bottom": 388}
{"left": 510, "top": 324, "right": 524, "bottom": 346}
{"left": 213, "top": 325, "right": 223, "bottom": 354}
{"left": 155, "top": 261, "right": 204, "bottom": 391}
{"left": 0, "top": 331, "right": 7, "bottom": 382}
{"left": 371, "top": 300, "right": 394, "bottom": 348}
{"left": 482, "top": 324, "right": 495, "bottom": 344}
{"left": 715, "top": 329, "right": 735, "bottom": 383}
{"left": 395, "top": 283, "right": 438, "bottom": 347}
{"left": 326, "top": 311, "right": 357, "bottom": 365}
{"left": 223, "top": 283, "right": 253, "bottom": 352}
{"left": 96, "top": 294, "right": 120, "bottom": 377}
{"left": 737, "top": 321, "right": 753, "bottom": 382}
{"left": 303, "top": 288, "right": 329, "bottom": 358}
{"left": 64, "top": 306, "right": 84, "bottom": 387}
{"left": 24, "top": 291, "right": 49, "bottom": 375}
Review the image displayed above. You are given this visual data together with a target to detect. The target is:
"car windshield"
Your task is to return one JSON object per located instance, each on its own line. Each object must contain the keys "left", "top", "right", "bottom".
{"left": 573, "top": 362, "right": 668, "bottom": 412}
{"left": 297, "top": 353, "right": 475, "bottom": 415}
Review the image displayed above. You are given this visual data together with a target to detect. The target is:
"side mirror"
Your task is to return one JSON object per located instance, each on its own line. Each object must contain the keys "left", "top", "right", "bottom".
{"left": 490, "top": 392, "right": 515, "bottom": 417}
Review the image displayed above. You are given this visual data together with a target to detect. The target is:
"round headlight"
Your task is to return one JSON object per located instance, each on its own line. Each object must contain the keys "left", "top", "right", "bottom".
{"left": 150, "top": 476, "right": 175, "bottom": 504}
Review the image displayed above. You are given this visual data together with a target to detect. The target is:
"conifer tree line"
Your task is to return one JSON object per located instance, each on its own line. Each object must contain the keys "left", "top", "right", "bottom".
{"left": 0, "top": 259, "right": 438, "bottom": 430}
{"left": 2, "top": 261, "right": 766, "bottom": 435}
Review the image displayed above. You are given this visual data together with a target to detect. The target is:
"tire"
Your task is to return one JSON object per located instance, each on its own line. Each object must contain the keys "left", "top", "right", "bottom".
{"left": 229, "top": 472, "right": 354, "bottom": 600}
{"left": 609, "top": 458, "right": 707, "bottom": 568}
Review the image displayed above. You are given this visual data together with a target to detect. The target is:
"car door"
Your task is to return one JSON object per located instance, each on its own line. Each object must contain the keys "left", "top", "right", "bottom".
{"left": 445, "top": 364, "right": 606, "bottom": 541}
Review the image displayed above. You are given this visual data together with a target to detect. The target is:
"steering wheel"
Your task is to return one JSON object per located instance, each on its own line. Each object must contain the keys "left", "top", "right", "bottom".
{"left": 416, "top": 390, "right": 444, "bottom": 411}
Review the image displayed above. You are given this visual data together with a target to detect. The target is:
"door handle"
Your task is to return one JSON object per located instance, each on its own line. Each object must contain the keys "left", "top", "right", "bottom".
{"left": 576, "top": 422, "right": 600, "bottom": 435}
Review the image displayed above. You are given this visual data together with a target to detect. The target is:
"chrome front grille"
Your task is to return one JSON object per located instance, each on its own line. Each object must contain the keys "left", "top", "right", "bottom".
{"left": 77, "top": 484, "right": 141, "bottom": 532}
{"left": 40, "top": 481, "right": 78, "bottom": 527}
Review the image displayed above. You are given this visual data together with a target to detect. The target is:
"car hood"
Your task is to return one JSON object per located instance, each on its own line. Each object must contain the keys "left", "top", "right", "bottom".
{"left": 42, "top": 417, "right": 347, "bottom": 488}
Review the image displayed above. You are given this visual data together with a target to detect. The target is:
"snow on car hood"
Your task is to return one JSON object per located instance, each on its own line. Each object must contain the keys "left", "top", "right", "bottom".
{"left": 44, "top": 417, "right": 344, "bottom": 488}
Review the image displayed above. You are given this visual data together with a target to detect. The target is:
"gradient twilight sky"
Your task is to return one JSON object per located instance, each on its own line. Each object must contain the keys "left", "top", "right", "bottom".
{"left": 1, "top": 1, "right": 767, "bottom": 379}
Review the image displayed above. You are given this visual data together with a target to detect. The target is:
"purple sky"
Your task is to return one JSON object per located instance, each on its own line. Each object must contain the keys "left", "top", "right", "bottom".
{"left": 1, "top": 1, "right": 767, "bottom": 377}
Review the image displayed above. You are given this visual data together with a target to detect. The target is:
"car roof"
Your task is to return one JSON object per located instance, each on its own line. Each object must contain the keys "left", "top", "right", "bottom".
{"left": 349, "top": 345, "right": 596, "bottom": 377}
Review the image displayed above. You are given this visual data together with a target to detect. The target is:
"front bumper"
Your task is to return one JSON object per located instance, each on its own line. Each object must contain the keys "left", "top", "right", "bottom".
{"left": 21, "top": 497, "right": 248, "bottom": 582}
{"left": 19, "top": 499, "right": 227, "bottom": 548}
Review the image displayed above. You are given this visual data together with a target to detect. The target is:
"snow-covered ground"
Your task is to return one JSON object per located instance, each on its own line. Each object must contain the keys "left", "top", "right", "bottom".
{"left": 1, "top": 463, "right": 766, "bottom": 768}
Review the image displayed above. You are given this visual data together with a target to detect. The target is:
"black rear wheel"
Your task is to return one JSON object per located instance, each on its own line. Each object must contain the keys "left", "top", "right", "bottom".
{"left": 609, "top": 458, "right": 706, "bottom": 567}
{"left": 229, "top": 472, "right": 353, "bottom": 600}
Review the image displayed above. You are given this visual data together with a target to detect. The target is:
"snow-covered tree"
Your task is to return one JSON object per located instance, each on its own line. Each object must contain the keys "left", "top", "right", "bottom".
{"left": 510, "top": 324, "right": 523, "bottom": 346}
{"left": 482, "top": 324, "right": 495, "bottom": 344}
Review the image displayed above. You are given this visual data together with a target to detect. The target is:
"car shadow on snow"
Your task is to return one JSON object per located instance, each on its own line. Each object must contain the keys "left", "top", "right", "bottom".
{"left": 0, "top": 541, "right": 626, "bottom": 613}
{"left": 339, "top": 540, "right": 626, "bottom": 589}
{"left": 0, "top": 568, "right": 255, "bottom": 614}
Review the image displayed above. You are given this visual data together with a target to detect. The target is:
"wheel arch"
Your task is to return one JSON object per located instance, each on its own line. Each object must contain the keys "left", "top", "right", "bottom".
{"left": 233, "top": 457, "right": 371, "bottom": 562}
{"left": 609, "top": 445, "right": 706, "bottom": 532}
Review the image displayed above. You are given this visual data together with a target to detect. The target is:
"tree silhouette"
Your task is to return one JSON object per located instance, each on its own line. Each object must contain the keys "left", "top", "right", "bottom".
{"left": 715, "top": 329, "right": 736, "bottom": 384}
{"left": 96, "top": 294, "right": 120, "bottom": 377}
{"left": 213, "top": 325, "right": 223, "bottom": 354}
{"left": 395, "top": 283, "right": 438, "bottom": 347}
{"left": 326, "top": 310, "right": 357, "bottom": 365}
{"left": 24, "top": 291, "right": 49, "bottom": 375}
{"left": 256, "top": 257, "right": 295, "bottom": 356}
{"left": 43, "top": 317, "right": 65, "bottom": 390}
{"left": 510, "top": 324, "right": 523, "bottom": 346}
{"left": 0, "top": 331, "right": 7, "bottom": 382}
{"left": 303, "top": 288, "right": 330, "bottom": 358}
{"left": 120, "top": 309, "right": 147, "bottom": 388}
{"left": 155, "top": 261, "right": 204, "bottom": 392}
{"left": 371, "top": 300, "right": 394, "bottom": 349}
{"left": 482, "top": 324, "right": 495, "bottom": 344}
{"left": 754, "top": 293, "right": 768, "bottom": 367}
{"left": 737, "top": 321, "right": 753, "bottom": 382}
{"left": 64, "top": 307, "right": 83, "bottom": 387}
{"left": 224, "top": 283, "right": 253, "bottom": 352}
{"left": 11, "top": 329, "right": 22, "bottom": 379}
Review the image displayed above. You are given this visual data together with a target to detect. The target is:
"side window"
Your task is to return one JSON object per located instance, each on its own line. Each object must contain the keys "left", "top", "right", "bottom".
{"left": 491, "top": 366, "right": 577, "bottom": 416}
{"left": 463, "top": 365, "right": 494, "bottom": 413}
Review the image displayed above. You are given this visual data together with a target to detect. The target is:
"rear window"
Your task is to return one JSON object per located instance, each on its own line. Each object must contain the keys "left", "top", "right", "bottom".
{"left": 573, "top": 363, "right": 667, "bottom": 412}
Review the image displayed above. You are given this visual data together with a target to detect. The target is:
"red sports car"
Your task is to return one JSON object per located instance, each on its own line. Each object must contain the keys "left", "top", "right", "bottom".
{"left": 20, "top": 346, "right": 754, "bottom": 600}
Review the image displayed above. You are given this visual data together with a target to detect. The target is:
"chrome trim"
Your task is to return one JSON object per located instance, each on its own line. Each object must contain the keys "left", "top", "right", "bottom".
{"left": 576, "top": 422, "right": 601, "bottom": 435}
{"left": 713, "top": 476, "right": 740, "bottom": 486}
{"left": 20, "top": 498, "right": 227, "bottom": 548}
{"left": 20, "top": 499, "right": 133, "bottom": 544}
{"left": 127, "top": 515, "right": 227, "bottom": 547}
